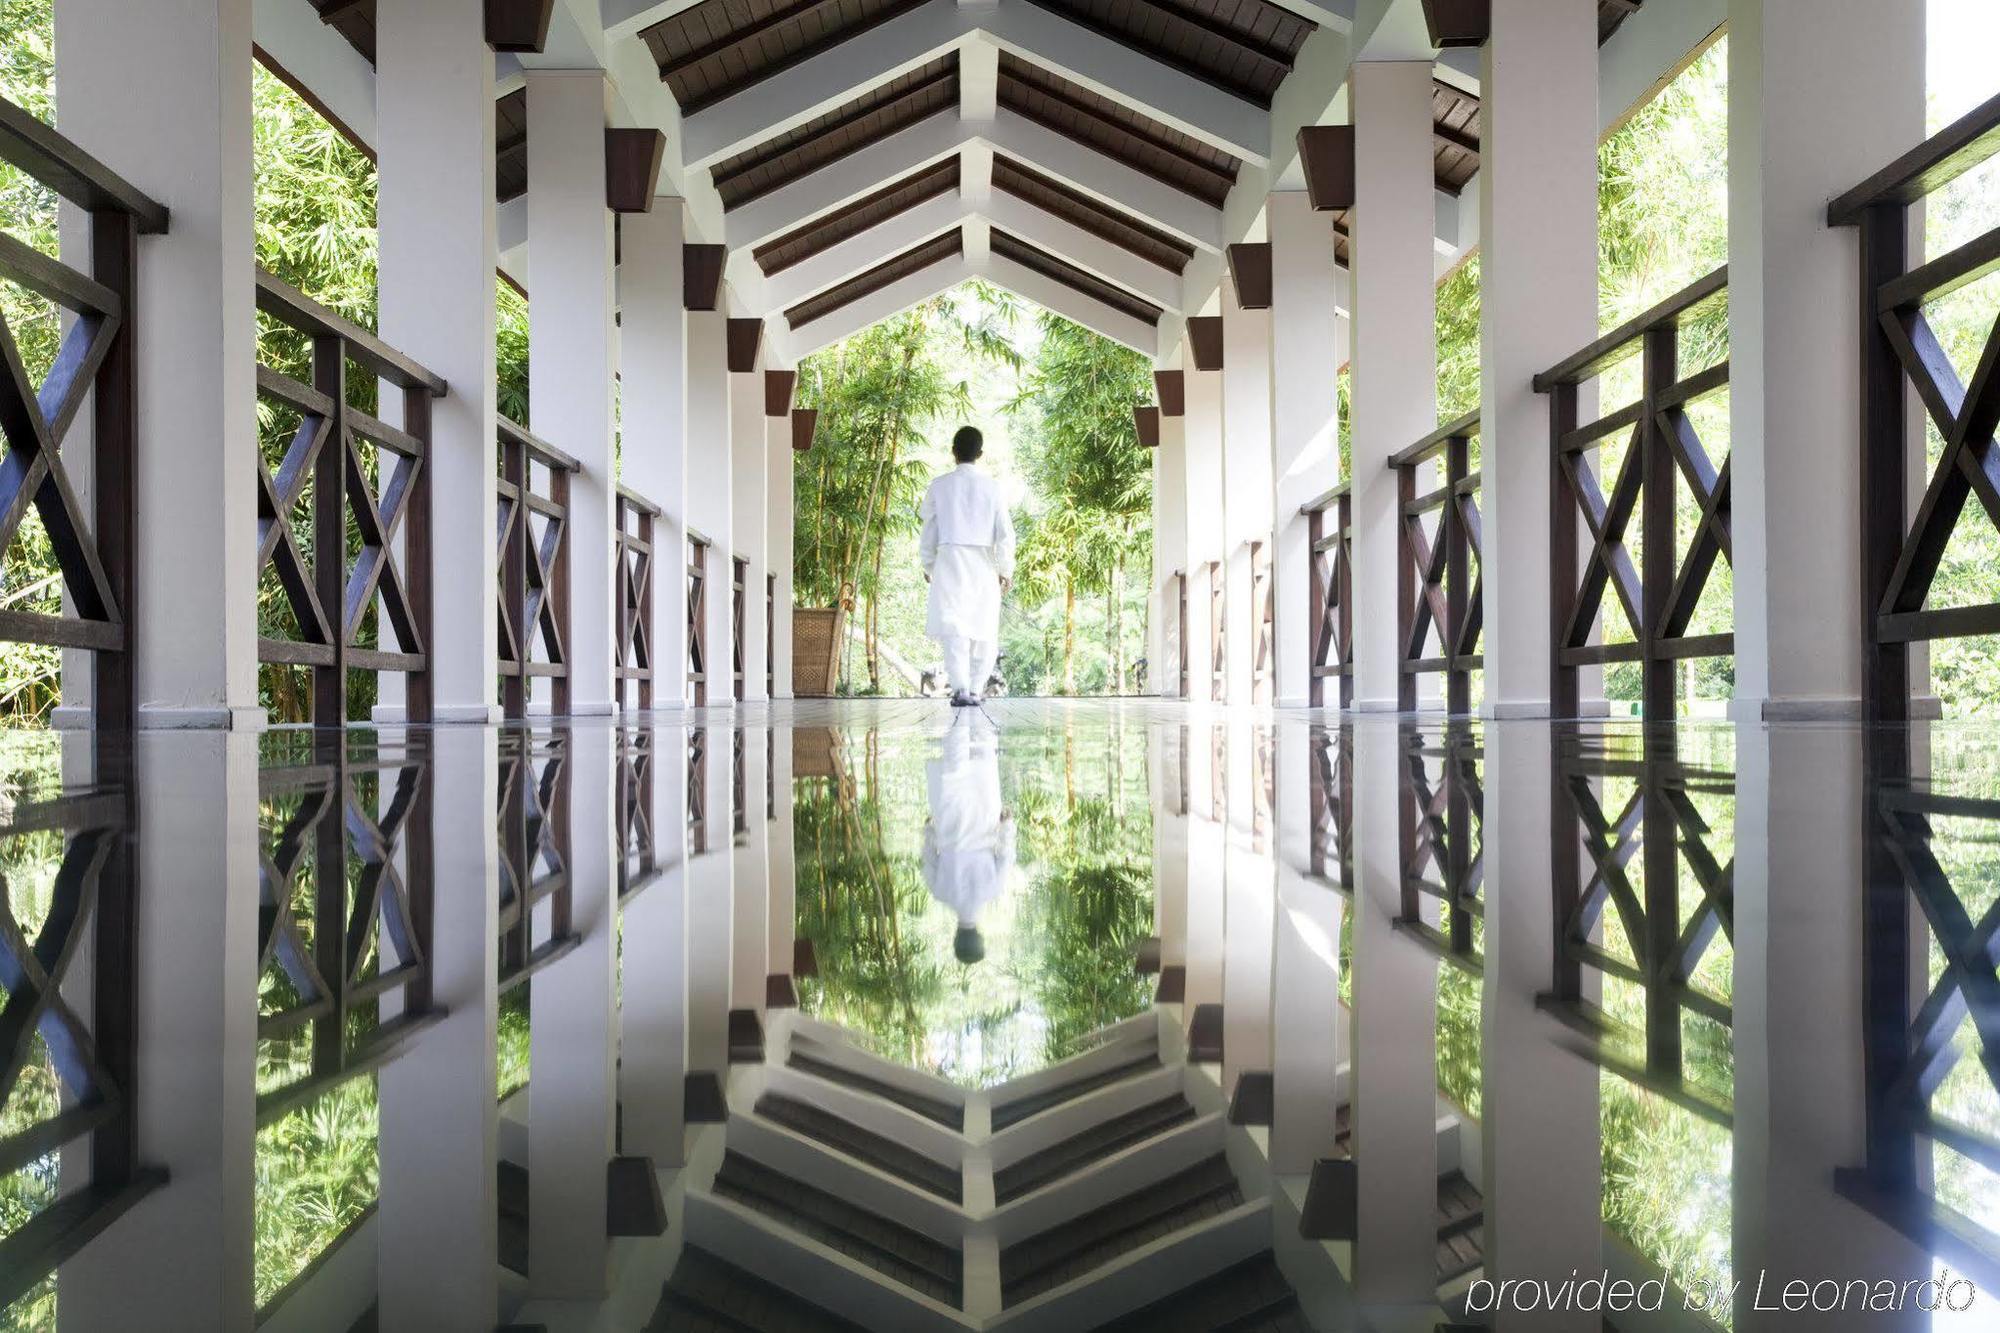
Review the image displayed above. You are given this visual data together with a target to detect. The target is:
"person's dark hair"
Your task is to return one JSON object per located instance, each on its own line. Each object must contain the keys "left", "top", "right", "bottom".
{"left": 952, "top": 426, "right": 984, "bottom": 463}
{"left": 954, "top": 925, "right": 986, "bottom": 965}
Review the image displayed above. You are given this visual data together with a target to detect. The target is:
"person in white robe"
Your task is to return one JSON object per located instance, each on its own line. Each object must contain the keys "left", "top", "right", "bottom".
{"left": 920, "top": 426, "right": 1016, "bottom": 705}
{"left": 921, "top": 709, "right": 1015, "bottom": 964}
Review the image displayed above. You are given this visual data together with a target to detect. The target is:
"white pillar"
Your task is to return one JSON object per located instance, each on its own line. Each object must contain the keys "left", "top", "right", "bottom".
{"left": 731, "top": 348, "right": 769, "bottom": 702}
{"left": 375, "top": 0, "right": 500, "bottom": 723}
{"left": 527, "top": 72, "right": 617, "bottom": 716}
{"left": 1270, "top": 194, "right": 1342, "bottom": 710}
{"left": 1221, "top": 280, "right": 1273, "bottom": 706}
{"left": 767, "top": 400, "right": 795, "bottom": 700}
{"left": 1270, "top": 721, "right": 1341, "bottom": 1173}
{"left": 378, "top": 728, "right": 499, "bottom": 1331}
{"left": 1479, "top": 0, "right": 1599, "bottom": 717}
{"left": 1153, "top": 404, "right": 1187, "bottom": 698}
{"left": 621, "top": 726, "right": 691, "bottom": 1165}
{"left": 1349, "top": 61, "right": 1437, "bottom": 714}
{"left": 1184, "top": 362, "right": 1225, "bottom": 703}
{"left": 688, "top": 316, "right": 733, "bottom": 706}
{"left": 620, "top": 207, "right": 689, "bottom": 710}
{"left": 56, "top": 0, "right": 260, "bottom": 728}
{"left": 1728, "top": 0, "right": 1924, "bottom": 720}
{"left": 526, "top": 728, "right": 616, "bottom": 1297}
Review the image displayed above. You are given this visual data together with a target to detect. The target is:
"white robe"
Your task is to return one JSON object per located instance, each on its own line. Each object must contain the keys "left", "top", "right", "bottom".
{"left": 921, "top": 713, "right": 1014, "bottom": 925}
{"left": 920, "top": 463, "right": 1016, "bottom": 642}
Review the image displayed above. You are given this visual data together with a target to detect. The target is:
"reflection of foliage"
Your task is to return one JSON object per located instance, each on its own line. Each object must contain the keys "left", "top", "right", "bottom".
{"left": 1599, "top": 1079, "right": 1733, "bottom": 1319}
{"left": 1014, "top": 863, "right": 1152, "bottom": 1061}
{"left": 254, "top": 1078, "right": 380, "bottom": 1311}
{"left": 498, "top": 985, "right": 531, "bottom": 1100}
{"left": 1435, "top": 963, "right": 1482, "bottom": 1118}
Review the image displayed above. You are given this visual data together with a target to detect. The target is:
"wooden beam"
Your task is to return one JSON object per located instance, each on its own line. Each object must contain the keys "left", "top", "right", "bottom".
{"left": 1134, "top": 405, "right": 1161, "bottom": 448}
{"left": 1187, "top": 316, "right": 1224, "bottom": 372}
{"left": 1296, "top": 125, "right": 1355, "bottom": 213}
{"left": 1227, "top": 242, "right": 1272, "bottom": 310}
{"left": 683, "top": 243, "right": 725, "bottom": 311}
{"left": 765, "top": 369, "right": 797, "bottom": 416}
{"left": 1155, "top": 369, "right": 1185, "bottom": 416}
{"left": 1434, "top": 120, "right": 1480, "bottom": 158}
{"left": 727, "top": 318, "right": 764, "bottom": 373}
{"left": 606, "top": 129, "right": 667, "bottom": 214}
{"left": 485, "top": 0, "right": 556, "bottom": 53}
{"left": 1422, "top": 0, "right": 1490, "bottom": 49}
{"left": 791, "top": 407, "right": 819, "bottom": 452}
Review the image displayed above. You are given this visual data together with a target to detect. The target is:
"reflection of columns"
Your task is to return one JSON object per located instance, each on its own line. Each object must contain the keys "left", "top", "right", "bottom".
{"left": 1734, "top": 727, "right": 1928, "bottom": 1330}
{"left": 376, "top": 0, "right": 498, "bottom": 722}
{"left": 55, "top": 0, "right": 261, "bottom": 727}
{"left": 1184, "top": 361, "right": 1225, "bottom": 703}
{"left": 1348, "top": 723, "right": 1436, "bottom": 1311}
{"left": 1153, "top": 399, "right": 1187, "bottom": 698}
{"left": 1270, "top": 194, "right": 1341, "bottom": 710}
{"left": 1480, "top": 722, "right": 1598, "bottom": 1333}
{"left": 731, "top": 727, "right": 770, "bottom": 1008}
{"left": 688, "top": 725, "right": 735, "bottom": 1073}
{"left": 1151, "top": 725, "right": 1190, "bottom": 974}
{"left": 527, "top": 72, "right": 618, "bottom": 716}
{"left": 768, "top": 726, "right": 797, "bottom": 992}
{"left": 378, "top": 727, "right": 499, "bottom": 1330}
{"left": 1184, "top": 721, "right": 1226, "bottom": 1015}
{"left": 1728, "top": 0, "right": 1922, "bottom": 719}
{"left": 1222, "top": 723, "right": 1273, "bottom": 1097}
{"left": 527, "top": 727, "right": 616, "bottom": 1297}
{"left": 1221, "top": 278, "right": 1272, "bottom": 707}
{"left": 1479, "top": 0, "right": 1598, "bottom": 716}
{"left": 621, "top": 207, "right": 689, "bottom": 710}
{"left": 621, "top": 726, "right": 691, "bottom": 1165}
{"left": 766, "top": 393, "right": 795, "bottom": 699}
{"left": 1271, "top": 721, "right": 1341, "bottom": 1173}
{"left": 731, "top": 346, "right": 769, "bottom": 702}
{"left": 1349, "top": 61, "right": 1436, "bottom": 713}
{"left": 60, "top": 734, "right": 259, "bottom": 1327}
{"left": 688, "top": 318, "right": 733, "bottom": 707}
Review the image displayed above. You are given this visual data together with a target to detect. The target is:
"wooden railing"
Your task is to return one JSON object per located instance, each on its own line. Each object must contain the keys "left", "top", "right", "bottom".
{"left": 731, "top": 555, "right": 748, "bottom": 702}
{"left": 1207, "top": 559, "right": 1225, "bottom": 702}
{"left": 1392, "top": 727, "right": 1483, "bottom": 970}
{"left": 766, "top": 573, "right": 776, "bottom": 698}
{"left": 1831, "top": 90, "right": 2000, "bottom": 725}
{"left": 256, "top": 271, "right": 446, "bottom": 724}
{"left": 1534, "top": 266, "right": 1732, "bottom": 717}
{"left": 687, "top": 530, "right": 711, "bottom": 706}
{"left": 1301, "top": 481, "right": 1352, "bottom": 708}
{"left": 0, "top": 98, "right": 165, "bottom": 729}
{"left": 1307, "top": 724, "right": 1350, "bottom": 889}
{"left": 1171, "top": 570, "right": 1189, "bottom": 697}
{"left": 1391, "top": 412, "right": 1483, "bottom": 713}
{"left": 497, "top": 729, "right": 577, "bottom": 991}
{"left": 1250, "top": 540, "right": 1274, "bottom": 704}
{"left": 687, "top": 726, "right": 709, "bottom": 852}
{"left": 496, "top": 417, "right": 576, "bottom": 720}
{"left": 615, "top": 486, "right": 659, "bottom": 712}
{"left": 616, "top": 727, "right": 661, "bottom": 905}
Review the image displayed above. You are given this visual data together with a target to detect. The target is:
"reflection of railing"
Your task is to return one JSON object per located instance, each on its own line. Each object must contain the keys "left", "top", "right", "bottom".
{"left": 1538, "top": 738, "right": 1735, "bottom": 1125}
{"left": 615, "top": 487, "right": 659, "bottom": 712}
{"left": 1207, "top": 559, "right": 1225, "bottom": 702}
{"left": 1841, "top": 782, "right": 2000, "bottom": 1290}
{"left": 687, "top": 530, "right": 710, "bottom": 706}
{"left": 1534, "top": 267, "right": 1732, "bottom": 718}
{"left": 0, "top": 772, "right": 157, "bottom": 1308}
{"left": 496, "top": 417, "right": 576, "bottom": 719}
{"left": 1390, "top": 414, "right": 1482, "bottom": 714}
{"left": 688, "top": 727, "right": 708, "bottom": 854}
{"left": 497, "top": 731, "right": 576, "bottom": 990}
{"left": 616, "top": 729, "right": 660, "bottom": 904}
{"left": 1831, "top": 92, "right": 2000, "bottom": 724}
{"left": 732, "top": 728, "right": 748, "bottom": 844}
{"left": 1301, "top": 481, "right": 1352, "bottom": 709}
{"left": 256, "top": 271, "right": 447, "bottom": 723}
{"left": 1307, "top": 725, "right": 1351, "bottom": 889}
{"left": 1393, "top": 728, "right": 1483, "bottom": 969}
{"left": 0, "top": 98, "right": 166, "bottom": 727}
{"left": 256, "top": 743, "right": 441, "bottom": 1124}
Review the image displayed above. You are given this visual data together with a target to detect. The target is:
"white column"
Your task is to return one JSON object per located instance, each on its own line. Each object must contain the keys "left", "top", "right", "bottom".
{"left": 1480, "top": 722, "right": 1600, "bottom": 1333}
{"left": 1270, "top": 720, "right": 1341, "bottom": 1173}
{"left": 1479, "top": 0, "right": 1599, "bottom": 717}
{"left": 55, "top": 0, "right": 260, "bottom": 728}
{"left": 527, "top": 728, "right": 616, "bottom": 1297}
{"left": 1349, "top": 62, "right": 1437, "bottom": 713}
{"left": 378, "top": 727, "right": 499, "bottom": 1330}
{"left": 767, "top": 404, "right": 796, "bottom": 700}
{"left": 1728, "top": 0, "right": 1924, "bottom": 720}
{"left": 621, "top": 726, "right": 691, "bottom": 1164}
{"left": 1270, "top": 194, "right": 1341, "bottom": 710}
{"left": 375, "top": 0, "right": 499, "bottom": 723}
{"left": 1184, "top": 362, "right": 1225, "bottom": 703}
{"left": 1153, "top": 405, "right": 1187, "bottom": 698}
{"left": 1221, "top": 281, "right": 1273, "bottom": 707}
{"left": 621, "top": 207, "right": 689, "bottom": 710}
{"left": 688, "top": 317, "right": 733, "bottom": 706}
{"left": 731, "top": 349, "right": 769, "bottom": 702}
{"left": 59, "top": 734, "right": 258, "bottom": 1327}
{"left": 527, "top": 71, "right": 618, "bottom": 716}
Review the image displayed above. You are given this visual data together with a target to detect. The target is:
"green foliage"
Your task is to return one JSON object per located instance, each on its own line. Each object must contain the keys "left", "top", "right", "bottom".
{"left": 1435, "top": 254, "right": 1480, "bottom": 422}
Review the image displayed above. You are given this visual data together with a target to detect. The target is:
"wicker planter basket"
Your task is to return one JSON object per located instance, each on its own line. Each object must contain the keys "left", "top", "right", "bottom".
{"left": 792, "top": 601, "right": 847, "bottom": 697}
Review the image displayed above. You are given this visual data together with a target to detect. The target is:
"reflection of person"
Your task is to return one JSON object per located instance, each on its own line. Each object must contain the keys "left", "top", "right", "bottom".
{"left": 921, "top": 710, "right": 1015, "bottom": 964}
{"left": 919, "top": 426, "right": 1016, "bottom": 706}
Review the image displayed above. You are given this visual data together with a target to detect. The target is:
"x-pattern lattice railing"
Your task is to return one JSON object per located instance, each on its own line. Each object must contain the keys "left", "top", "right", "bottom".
{"left": 0, "top": 99, "right": 165, "bottom": 729}
{"left": 732, "top": 726, "right": 748, "bottom": 843}
{"left": 1302, "top": 480, "right": 1352, "bottom": 709}
{"left": 497, "top": 730, "right": 575, "bottom": 991}
{"left": 1208, "top": 559, "right": 1226, "bottom": 703}
{"left": 256, "top": 273, "right": 446, "bottom": 724}
{"left": 615, "top": 486, "right": 659, "bottom": 712}
{"left": 1539, "top": 737, "right": 1736, "bottom": 1125}
{"left": 1393, "top": 727, "right": 1484, "bottom": 969}
{"left": 688, "top": 726, "right": 709, "bottom": 854}
{"left": 496, "top": 417, "right": 576, "bottom": 720}
{"left": 1307, "top": 724, "right": 1351, "bottom": 890}
{"left": 688, "top": 530, "right": 711, "bottom": 706}
{"left": 1250, "top": 540, "right": 1274, "bottom": 705}
{"left": 256, "top": 742, "right": 440, "bottom": 1126}
{"left": 1171, "top": 570, "right": 1189, "bottom": 698}
{"left": 1534, "top": 268, "right": 1732, "bottom": 718}
{"left": 1391, "top": 413, "right": 1483, "bottom": 714}
{"left": 732, "top": 555, "right": 748, "bottom": 702}
{"left": 616, "top": 728, "right": 661, "bottom": 905}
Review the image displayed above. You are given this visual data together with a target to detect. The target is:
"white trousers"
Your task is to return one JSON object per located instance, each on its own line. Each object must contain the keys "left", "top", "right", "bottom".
{"left": 942, "top": 636, "right": 997, "bottom": 696}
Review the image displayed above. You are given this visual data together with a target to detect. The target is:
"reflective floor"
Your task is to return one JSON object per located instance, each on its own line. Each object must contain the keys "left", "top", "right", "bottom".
{"left": 3, "top": 702, "right": 1997, "bottom": 1330}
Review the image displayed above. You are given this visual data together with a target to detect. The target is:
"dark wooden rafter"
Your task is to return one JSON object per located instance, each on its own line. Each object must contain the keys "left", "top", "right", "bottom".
{"left": 765, "top": 369, "right": 798, "bottom": 415}
{"left": 752, "top": 157, "right": 960, "bottom": 276}
{"left": 486, "top": 0, "right": 557, "bottom": 52}
{"left": 496, "top": 89, "right": 529, "bottom": 204}
{"left": 1227, "top": 242, "right": 1272, "bottom": 309}
{"left": 727, "top": 318, "right": 765, "bottom": 372}
{"left": 785, "top": 228, "right": 963, "bottom": 328}
{"left": 494, "top": 416, "right": 578, "bottom": 720}
{"left": 1134, "top": 405, "right": 1161, "bottom": 448}
{"left": 684, "top": 243, "right": 726, "bottom": 310}
{"left": 791, "top": 407, "right": 819, "bottom": 451}
{"left": 606, "top": 129, "right": 668, "bottom": 213}
{"left": 1422, "top": 0, "right": 1488, "bottom": 48}
{"left": 642, "top": 0, "right": 933, "bottom": 115}
{"left": 1019, "top": 0, "right": 1313, "bottom": 108}
{"left": 990, "top": 155, "right": 1195, "bottom": 273}
{"left": 1155, "top": 369, "right": 1185, "bottom": 415}
{"left": 1187, "top": 315, "right": 1224, "bottom": 371}
{"left": 988, "top": 228, "right": 1163, "bottom": 327}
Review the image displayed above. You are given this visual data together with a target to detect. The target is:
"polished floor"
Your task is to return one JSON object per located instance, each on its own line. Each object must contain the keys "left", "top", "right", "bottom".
{"left": 1, "top": 702, "right": 1995, "bottom": 1330}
